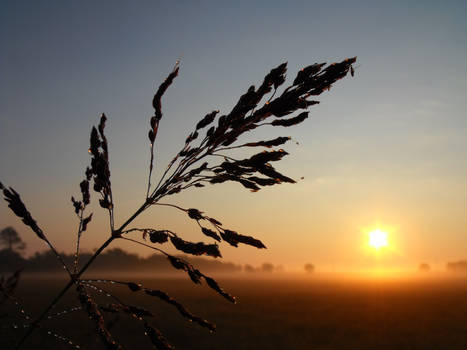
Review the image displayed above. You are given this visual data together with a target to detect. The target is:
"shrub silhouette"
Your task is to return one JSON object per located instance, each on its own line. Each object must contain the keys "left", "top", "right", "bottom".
{"left": 1, "top": 57, "right": 356, "bottom": 349}
{"left": 244, "top": 264, "right": 256, "bottom": 273}
{"left": 0, "top": 227, "right": 26, "bottom": 253}
{"left": 0, "top": 248, "right": 241, "bottom": 274}
{"left": 304, "top": 263, "right": 315, "bottom": 274}
{"left": 418, "top": 263, "right": 430, "bottom": 272}
{"left": 261, "top": 262, "right": 275, "bottom": 273}
{"left": 446, "top": 260, "right": 467, "bottom": 272}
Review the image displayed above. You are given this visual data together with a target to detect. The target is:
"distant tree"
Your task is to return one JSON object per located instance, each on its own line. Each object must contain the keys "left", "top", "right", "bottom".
{"left": 261, "top": 262, "right": 274, "bottom": 273}
{"left": 418, "top": 263, "right": 430, "bottom": 272}
{"left": 304, "top": 263, "right": 315, "bottom": 273}
{"left": 0, "top": 226, "right": 26, "bottom": 253}
{"left": 244, "top": 264, "right": 256, "bottom": 273}
{"left": 446, "top": 260, "right": 467, "bottom": 272}
{"left": 0, "top": 249, "right": 26, "bottom": 272}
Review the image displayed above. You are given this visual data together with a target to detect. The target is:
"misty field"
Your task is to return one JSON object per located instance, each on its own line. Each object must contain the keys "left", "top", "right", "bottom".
{"left": 3, "top": 275, "right": 467, "bottom": 349}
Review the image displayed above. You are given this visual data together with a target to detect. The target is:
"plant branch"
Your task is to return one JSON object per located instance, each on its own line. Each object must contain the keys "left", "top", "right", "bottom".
{"left": 120, "top": 237, "right": 169, "bottom": 256}
{"left": 73, "top": 210, "right": 84, "bottom": 274}
{"left": 152, "top": 202, "right": 187, "bottom": 212}
{"left": 15, "top": 200, "right": 150, "bottom": 348}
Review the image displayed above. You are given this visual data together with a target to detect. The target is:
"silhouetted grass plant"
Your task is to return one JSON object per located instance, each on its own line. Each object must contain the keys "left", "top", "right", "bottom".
{"left": 1, "top": 57, "right": 356, "bottom": 349}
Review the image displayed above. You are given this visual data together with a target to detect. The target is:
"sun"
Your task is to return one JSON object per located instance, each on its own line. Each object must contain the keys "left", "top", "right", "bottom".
{"left": 368, "top": 229, "right": 388, "bottom": 250}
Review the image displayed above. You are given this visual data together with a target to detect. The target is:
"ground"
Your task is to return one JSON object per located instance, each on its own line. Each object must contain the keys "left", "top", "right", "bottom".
{"left": 3, "top": 274, "right": 467, "bottom": 349}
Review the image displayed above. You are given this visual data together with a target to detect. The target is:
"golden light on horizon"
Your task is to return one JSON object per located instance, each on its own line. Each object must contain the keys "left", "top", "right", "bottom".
{"left": 368, "top": 229, "right": 389, "bottom": 250}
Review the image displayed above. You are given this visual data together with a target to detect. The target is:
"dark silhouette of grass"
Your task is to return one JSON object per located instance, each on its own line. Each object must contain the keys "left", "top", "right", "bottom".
{"left": 0, "top": 57, "right": 356, "bottom": 349}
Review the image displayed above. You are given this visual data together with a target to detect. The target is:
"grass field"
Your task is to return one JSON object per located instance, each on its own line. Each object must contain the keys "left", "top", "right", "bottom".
{"left": 3, "top": 274, "right": 467, "bottom": 349}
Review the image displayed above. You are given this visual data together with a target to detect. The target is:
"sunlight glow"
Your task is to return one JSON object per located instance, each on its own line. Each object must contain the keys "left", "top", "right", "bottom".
{"left": 368, "top": 229, "right": 388, "bottom": 250}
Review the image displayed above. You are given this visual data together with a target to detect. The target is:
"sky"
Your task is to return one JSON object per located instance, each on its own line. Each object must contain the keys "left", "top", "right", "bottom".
{"left": 1, "top": 0, "right": 467, "bottom": 272}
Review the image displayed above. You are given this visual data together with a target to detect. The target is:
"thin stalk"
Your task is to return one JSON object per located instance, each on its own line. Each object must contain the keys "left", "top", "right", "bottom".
{"left": 46, "top": 241, "right": 73, "bottom": 277}
{"left": 73, "top": 210, "right": 84, "bottom": 274}
{"left": 151, "top": 147, "right": 212, "bottom": 201}
{"left": 121, "top": 228, "right": 176, "bottom": 237}
{"left": 152, "top": 202, "right": 187, "bottom": 212}
{"left": 152, "top": 153, "right": 180, "bottom": 195}
{"left": 210, "top": 153, "right": 238, "bottom": 162}
{"left": 83, "top": 282, "right": 126, "bottom": 307}
{"left": 179, "top": 178, "right": 210, "bottom": 190}
{"left": 152, "top": 156, "right": 187, "bottom": 197}
{"left": 120, "top": 237, "right": 169, "bottom": 256}
{"left": 215, "top": 145, "right": 246, "bottom": 152}
{"left": 151, "top": 136, "right": 213, "bottom": 199}
{"left": 146, "top": 144, "right": 155, "bottom": 199}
